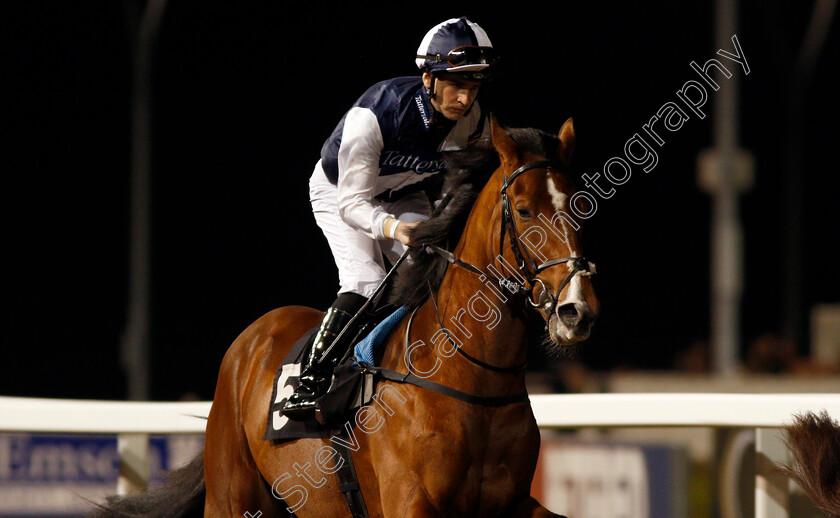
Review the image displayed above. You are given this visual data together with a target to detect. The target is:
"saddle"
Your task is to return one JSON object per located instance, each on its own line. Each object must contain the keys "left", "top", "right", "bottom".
{"left": 261, "top": 299, "right": 404, "bottom": 518}
{"left": 264, "top": 301, "right": 403, "bottom": 442}
{"left": 262, "top": 248, "right": 531, "bottom": 517}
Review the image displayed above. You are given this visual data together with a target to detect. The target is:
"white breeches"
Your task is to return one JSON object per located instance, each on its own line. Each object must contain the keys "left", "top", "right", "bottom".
{"left": 309, "top": 162, "right": 432, "bottom": 299}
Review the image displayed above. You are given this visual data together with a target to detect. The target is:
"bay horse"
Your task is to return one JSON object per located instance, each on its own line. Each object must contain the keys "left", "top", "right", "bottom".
{"left": 90, "top": 116, "right": 599, "bottom": 517}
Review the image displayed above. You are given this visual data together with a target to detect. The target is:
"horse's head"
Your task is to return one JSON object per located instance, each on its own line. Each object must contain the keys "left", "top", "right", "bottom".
{"left": 485, "top": 117, "right": 600, "bottom": 348}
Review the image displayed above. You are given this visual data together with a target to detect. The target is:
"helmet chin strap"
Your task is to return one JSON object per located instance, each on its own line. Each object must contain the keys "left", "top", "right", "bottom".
{"left": 425, "top": 73, "right": 449, "bottom": 126}
{"left": 423, "top": 73, "right": 436, "bottom": 99}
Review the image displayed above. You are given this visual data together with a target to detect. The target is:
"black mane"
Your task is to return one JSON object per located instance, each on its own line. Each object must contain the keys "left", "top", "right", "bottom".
{"left": 387, "top": 126, "right": 560, "bottom": 309}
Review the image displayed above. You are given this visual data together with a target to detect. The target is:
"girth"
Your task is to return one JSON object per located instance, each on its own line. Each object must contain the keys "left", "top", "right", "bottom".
{"left": 332, "top": 431, "right": 370, "bottom": 518}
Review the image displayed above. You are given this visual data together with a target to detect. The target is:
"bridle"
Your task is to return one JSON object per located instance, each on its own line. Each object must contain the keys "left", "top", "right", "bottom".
{"left": 425, "top": 159, "right": 596, "bottom": 315}
{"left": 417, "top": 159, "right": 597, "bottom": 374}
{"left": 500, "top": 159, "right": 596, "bottom": 310}
{"left": 335, "top": 160, "right": 596, "bottom": 379}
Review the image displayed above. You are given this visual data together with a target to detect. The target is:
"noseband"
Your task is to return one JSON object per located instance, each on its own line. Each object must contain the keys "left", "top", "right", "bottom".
{"left": 426, "top": 160, "right": 596, "bottom": 314}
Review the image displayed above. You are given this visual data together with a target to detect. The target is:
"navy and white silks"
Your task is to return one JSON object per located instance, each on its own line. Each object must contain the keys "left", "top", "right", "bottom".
{"left": 309, "top": 76, "right": 489, "bottom": 298}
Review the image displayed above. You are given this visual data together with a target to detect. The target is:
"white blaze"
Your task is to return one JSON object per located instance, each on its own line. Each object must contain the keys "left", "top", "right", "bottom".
{"left": 547, "top": 176, "right": 584, "bottom": 305}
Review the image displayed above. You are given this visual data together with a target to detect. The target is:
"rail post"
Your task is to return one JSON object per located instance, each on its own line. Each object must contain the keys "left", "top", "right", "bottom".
{"left": 117, "top": 433, "right": 150, "bottom": 495}
{"left": 755, "top": 427, "right": 789, "bottom": 518}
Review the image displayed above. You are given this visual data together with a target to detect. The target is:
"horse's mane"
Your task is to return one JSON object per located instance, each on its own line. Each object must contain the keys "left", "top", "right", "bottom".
{"left": 388, "top": 126, "right": 560, "bottom": 310}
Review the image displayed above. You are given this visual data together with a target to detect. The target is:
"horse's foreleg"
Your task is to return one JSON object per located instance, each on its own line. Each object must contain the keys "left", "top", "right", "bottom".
{"left": 508, "top": 497, "right": 568, "bottom": 518}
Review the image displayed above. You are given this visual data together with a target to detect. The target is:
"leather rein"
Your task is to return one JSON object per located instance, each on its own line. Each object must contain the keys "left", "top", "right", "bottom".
{"left": 418, "top": 159, "right": 596, "bottom": 374}
{"left": 331, "top": 161, "right": 598, "bottom": 518}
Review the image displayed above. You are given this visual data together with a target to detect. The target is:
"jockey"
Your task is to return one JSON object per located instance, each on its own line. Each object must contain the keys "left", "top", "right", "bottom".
{"left": 283, "top": 17, "right": 498, "bottom": 420}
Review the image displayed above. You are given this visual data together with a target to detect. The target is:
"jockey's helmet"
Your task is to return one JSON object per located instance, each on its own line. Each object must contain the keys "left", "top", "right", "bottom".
{"left": 415, "top": 17, "right": 498, "bottom": 82}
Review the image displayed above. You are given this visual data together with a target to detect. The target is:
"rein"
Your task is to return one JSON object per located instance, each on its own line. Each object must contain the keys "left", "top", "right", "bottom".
{"left": 364, "top": 302, "right": 529, "bottom": 407}
{"left": 412, "top": 159, "right": 597, "bottom": 379}
{"left": 424, "top": 160, "right": 596, "bottom": 314}
{"left": 425, "top": 286, "right": 527, "bottom": 373}
{"left": 350, "top": 161, "right": 597, "bottom": 409}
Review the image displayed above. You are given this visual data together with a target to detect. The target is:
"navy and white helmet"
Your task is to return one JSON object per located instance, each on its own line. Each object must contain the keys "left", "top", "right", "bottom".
{"left": 415, "top": 17, "right": 497, "bottom": 81}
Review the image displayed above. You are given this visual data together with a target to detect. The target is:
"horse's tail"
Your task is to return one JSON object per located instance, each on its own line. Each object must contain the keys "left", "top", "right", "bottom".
{"left": 87, "top": 451, "right": 205, "bottom": 517}
{"left": 780, "top": 411, "right": 840, "bottom": 517}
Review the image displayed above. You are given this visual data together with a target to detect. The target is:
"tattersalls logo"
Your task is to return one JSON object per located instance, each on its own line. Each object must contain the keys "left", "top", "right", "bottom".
{"left": 248, "top": 34, "right": 751, "bottom": 518}
{"left": 380, "top": 149, "right": 446, "bottom": 175}
{"left": 415, "top": 92, "right": 431, "bottom": 127}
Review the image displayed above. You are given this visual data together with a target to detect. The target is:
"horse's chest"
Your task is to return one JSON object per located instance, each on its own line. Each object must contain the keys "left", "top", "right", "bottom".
{"left": 407, "top": 406, "right": 541, "bottom": 512}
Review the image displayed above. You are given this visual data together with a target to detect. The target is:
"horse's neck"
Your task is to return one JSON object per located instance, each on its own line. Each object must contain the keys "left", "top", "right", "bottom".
{"left": 379, "top": 271, "right": 528, "bottom": 397}
{"left": 441, "top": 168, "right": 532, "bottom": 361}
{"left": 438, "top": 265, "right": 530, "bottom": 365}
{"left": 382, "top": 171, "right": 532, "bottom": 395}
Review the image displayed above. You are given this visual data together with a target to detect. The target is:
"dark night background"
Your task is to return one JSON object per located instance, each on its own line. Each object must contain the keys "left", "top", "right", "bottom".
{"left": 2, "top": 1, "right": 838, "bottom": 402}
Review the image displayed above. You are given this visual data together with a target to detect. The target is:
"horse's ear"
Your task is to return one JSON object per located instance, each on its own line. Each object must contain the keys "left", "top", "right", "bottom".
{"left": 490, "top": 115, "right": 519, "bottom": 167}
{"left": 557, "top": 117, "right": 576, "bottom": 165}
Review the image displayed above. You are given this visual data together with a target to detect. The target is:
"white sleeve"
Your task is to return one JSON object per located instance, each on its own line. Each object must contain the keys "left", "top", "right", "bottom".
{"left": 336, "top": 107, "right": 393, "bottom": 239}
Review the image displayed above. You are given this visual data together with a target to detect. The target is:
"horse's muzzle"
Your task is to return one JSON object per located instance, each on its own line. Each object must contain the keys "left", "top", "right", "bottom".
{"left": 551, "top": 301, "right": 597, "bottom": 344}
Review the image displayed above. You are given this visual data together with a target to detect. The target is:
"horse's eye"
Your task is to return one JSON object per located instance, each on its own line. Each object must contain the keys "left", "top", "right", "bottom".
{"left": 516, "top": 208, "right": 532, "bottom": 219}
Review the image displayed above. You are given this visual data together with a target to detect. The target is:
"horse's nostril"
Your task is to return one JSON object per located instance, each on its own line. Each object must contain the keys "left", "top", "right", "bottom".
{"left": 556, "top": 303, "right": 582, "bottom": 327}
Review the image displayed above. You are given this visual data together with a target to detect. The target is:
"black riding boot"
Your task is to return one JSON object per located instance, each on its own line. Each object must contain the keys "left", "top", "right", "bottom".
{"left": 282, "top": 293, "right": 367, "bottom": 421}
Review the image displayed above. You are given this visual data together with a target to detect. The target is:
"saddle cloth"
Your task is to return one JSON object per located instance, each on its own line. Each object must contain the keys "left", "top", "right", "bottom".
{"left": 263, "top": 306, "right": 408, "bottom": 442}
{"left": 353, "top": 305, "right": 409, "bottom": 365}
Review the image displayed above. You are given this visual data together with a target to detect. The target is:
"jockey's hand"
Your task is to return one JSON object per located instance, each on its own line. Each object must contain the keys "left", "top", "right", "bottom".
{"left": 393, "top": 221, "right": 421, "bottom": 246}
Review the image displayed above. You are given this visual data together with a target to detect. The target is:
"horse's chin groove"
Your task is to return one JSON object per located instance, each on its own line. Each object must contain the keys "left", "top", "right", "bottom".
{"left": 538, "top": 317, "right": 582, "bottom": 360}
{"left": 539, "top": 333, "right": 580, "bottom": 360}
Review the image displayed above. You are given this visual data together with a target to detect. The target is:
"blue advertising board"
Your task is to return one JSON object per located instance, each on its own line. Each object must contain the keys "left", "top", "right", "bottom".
{"left": 0, "top": 433, "right": 203, "bottom": 517}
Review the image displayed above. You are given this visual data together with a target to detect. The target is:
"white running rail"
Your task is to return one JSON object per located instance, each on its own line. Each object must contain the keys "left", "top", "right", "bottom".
{"left": 3, "top": 393, "right": 840, "bottom": 518}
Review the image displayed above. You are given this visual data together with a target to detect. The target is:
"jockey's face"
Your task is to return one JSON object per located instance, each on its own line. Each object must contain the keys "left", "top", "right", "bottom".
{"left": 423, "top": 72, "right": 481, "bottom": 121}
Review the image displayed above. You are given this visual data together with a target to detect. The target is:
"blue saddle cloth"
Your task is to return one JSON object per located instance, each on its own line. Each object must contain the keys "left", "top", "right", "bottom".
{"left": 353, "top": 305, "right": 409, "bottom": 366}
